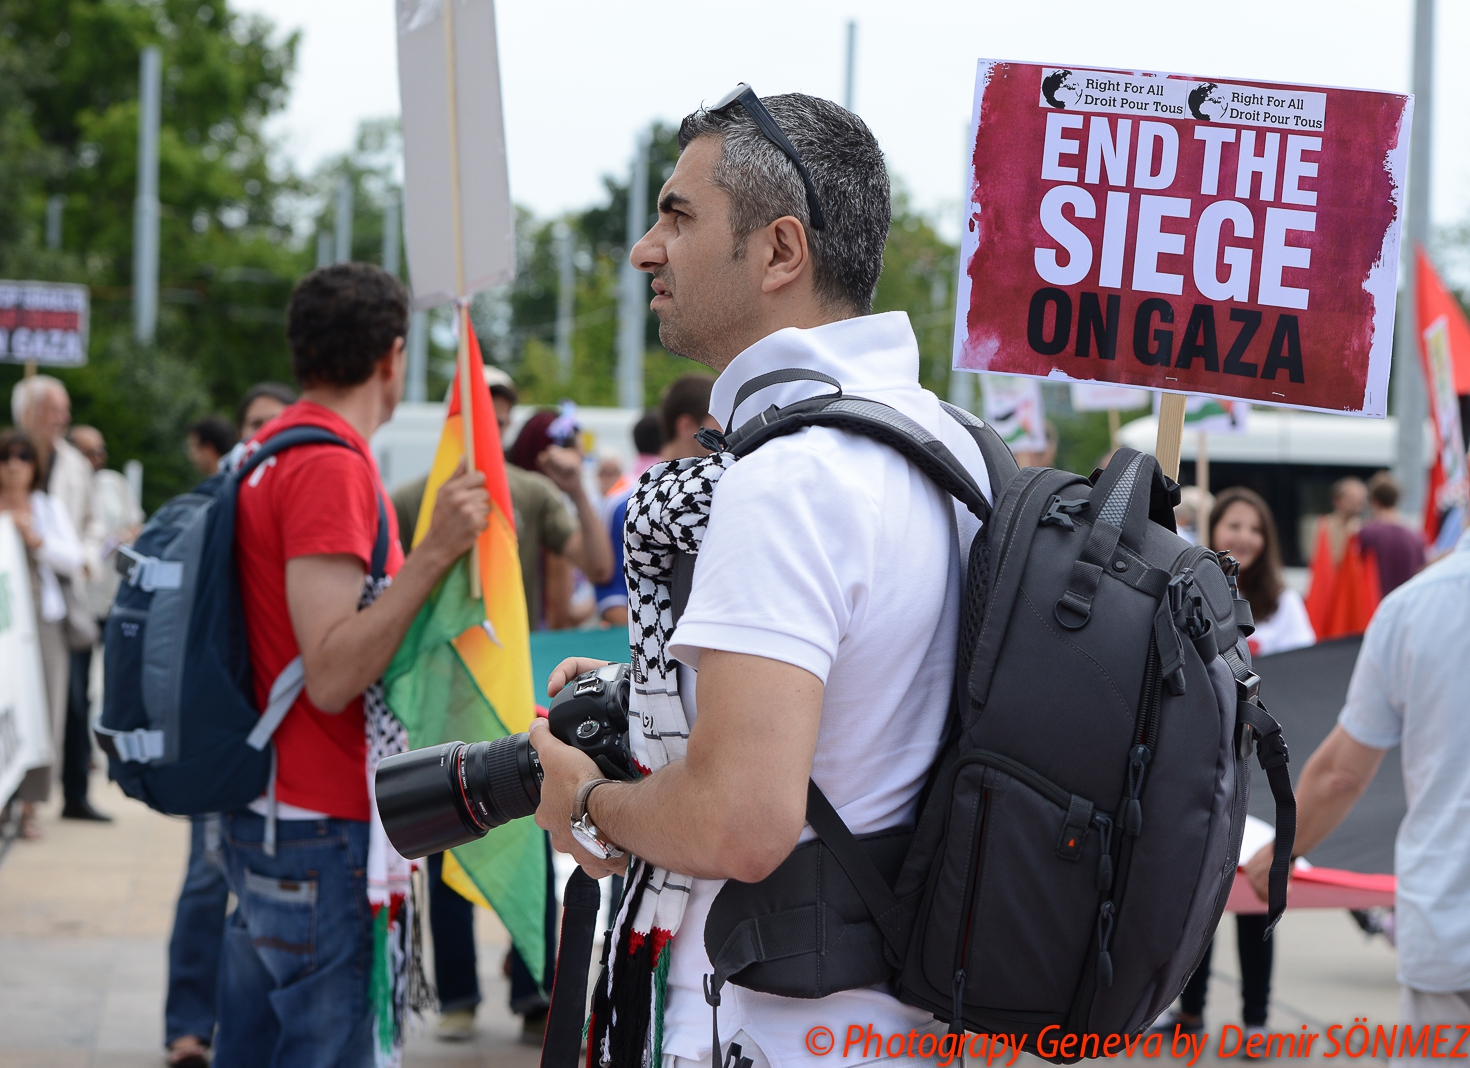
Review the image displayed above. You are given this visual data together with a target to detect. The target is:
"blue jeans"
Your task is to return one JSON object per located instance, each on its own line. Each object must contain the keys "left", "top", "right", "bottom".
{"left": 215, "top": 813, "right": 374, "bottom": 1068}
{"left": 165, "top": 814, "right": 230, "bottom": 1046}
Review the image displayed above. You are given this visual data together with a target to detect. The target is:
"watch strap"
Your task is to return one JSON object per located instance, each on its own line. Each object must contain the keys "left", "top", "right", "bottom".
{"left": 573, "top": 777, "right": 617, "bottom": 823}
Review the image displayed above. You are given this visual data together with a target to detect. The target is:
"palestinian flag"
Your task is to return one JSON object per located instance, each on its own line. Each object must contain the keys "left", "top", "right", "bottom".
{"left": 383, "top": 321, "right": 547, "bottom": 982}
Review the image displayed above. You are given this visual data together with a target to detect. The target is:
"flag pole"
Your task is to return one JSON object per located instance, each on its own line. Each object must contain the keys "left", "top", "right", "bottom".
{"left": 1155, "top": 393, "right": 1186, "bottom": 481}
{"left": 442, "top": 0, "right": 481, "bottom": 600}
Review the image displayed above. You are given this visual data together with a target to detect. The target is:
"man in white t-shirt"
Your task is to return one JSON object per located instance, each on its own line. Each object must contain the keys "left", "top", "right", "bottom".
{"left": 1245, "top": 528, "right": 1470, "bottom": 1066}
{"left": 530, "top": 90, "right": 988, "bottom": 1068}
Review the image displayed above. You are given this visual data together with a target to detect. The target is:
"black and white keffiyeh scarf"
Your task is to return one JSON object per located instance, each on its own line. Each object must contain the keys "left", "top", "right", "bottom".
{"left": 588, "top": 451, "right": 737, "bottom": 1068}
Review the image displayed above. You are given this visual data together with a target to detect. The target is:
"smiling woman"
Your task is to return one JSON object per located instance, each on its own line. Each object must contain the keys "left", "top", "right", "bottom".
{"left": 1208, "top": 485, "right": 1315, "bottom": 656}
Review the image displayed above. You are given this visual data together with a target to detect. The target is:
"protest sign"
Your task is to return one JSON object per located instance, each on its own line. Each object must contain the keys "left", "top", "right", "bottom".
{"left": 981, "top": 375, "right": 1048, "bottom": 452}
{"left": 0, "top": 516, "right": 54, "bottom": 804}
{"left": 0, "top": 281, "right": 89, "bottom": 367}
{"left": 396, "top": 0, "right": 514, "bottom": 311}
{"left": 1154, "top": 392, "right": 1249, "bottom": 435}
{"left": 1070, "top": 382, "right": 1149, "bottom": 411}
{"left": 397, "top": 0, "right": 515, "bottom": 595}
{"left": 953, "top": 61, "right": 1410, "bottom": 418}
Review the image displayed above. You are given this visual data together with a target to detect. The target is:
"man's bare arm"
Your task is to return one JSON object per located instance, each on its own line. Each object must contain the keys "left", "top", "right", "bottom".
{"left": 529, "top": 650, "right": 822, "bottom": 880}
{"left": 1244, "top": 724, "right": 1386, "bottom": 900}
{"left": 286, "top": 466, "right": 489, "bottom": 712}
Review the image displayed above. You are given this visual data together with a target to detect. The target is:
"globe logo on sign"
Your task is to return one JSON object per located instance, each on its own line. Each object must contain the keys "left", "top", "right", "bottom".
{"left": 1188, "top": 82, "right": 1229, "bottom": 121}
{"left": 1042, "top": 70, "right": 1081, "bottom": 109}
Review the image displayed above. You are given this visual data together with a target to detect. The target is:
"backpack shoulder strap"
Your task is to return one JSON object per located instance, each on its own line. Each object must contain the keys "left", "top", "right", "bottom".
{"left": 939, "top": 400, "right": 1020, "bottom": 501}
{"left": 236, "top": 426, "right": 390, "bottom": 581}
{"left": 724, "top": 394, "right": 993, "bottom": 524}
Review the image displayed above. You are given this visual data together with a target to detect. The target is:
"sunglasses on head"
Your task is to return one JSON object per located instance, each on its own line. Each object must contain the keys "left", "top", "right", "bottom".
{"left": 708, "top": 84, "right": 826, "bottom": 232}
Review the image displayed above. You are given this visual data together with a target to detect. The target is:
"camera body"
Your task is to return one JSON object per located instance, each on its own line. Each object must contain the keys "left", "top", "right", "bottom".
{"left": 375, "top": 663, "right": 637, "bottom": 859}
{"left": 546, "top": 662, "right": 637, "bottom": 783}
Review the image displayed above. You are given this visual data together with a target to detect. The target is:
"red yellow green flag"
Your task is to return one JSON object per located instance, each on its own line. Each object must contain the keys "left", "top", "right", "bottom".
{"left": 384, "top": 324, "right": 547, "bottom": 981}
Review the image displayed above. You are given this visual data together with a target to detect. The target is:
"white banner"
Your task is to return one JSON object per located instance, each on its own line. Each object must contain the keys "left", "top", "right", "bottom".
{"left": 982, "top": 376, "right": 1048, "bottom": 452}
{"left": 0, "top": 281, "right": 89, "bottom": 367}
{"left": 397, "top": 0, "right": 515, "bottom": 310}
{"left": 0, "top": 515, "right": 54, "bottom": 803}
{"left": 1070, "top": 382, "right": 1150, "bottom": 412}
{"left": 1038, "top": 68, "right": 1326, "bottom": 131}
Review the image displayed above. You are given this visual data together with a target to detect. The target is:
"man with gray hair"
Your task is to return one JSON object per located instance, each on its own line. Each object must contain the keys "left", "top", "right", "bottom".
{"left": 530, "top": 89, "right": 989, "bottom": 1067}
{"left": 12, "top": 374, "right": 108, "bottom": 820}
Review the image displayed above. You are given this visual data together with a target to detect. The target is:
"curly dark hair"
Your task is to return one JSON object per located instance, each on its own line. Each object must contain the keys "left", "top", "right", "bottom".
{"left": 286, "top": 264, "right": 410, "bottom": 388}
{"left": 1208, "top": 486, "right": 1284, "bottom": 622}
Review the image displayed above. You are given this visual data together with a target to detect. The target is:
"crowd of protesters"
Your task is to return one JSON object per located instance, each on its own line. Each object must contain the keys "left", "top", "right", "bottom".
{"left": 2, "top": 250, "right": 1465, "bottom": 1067}
{"left": 2, "top": 375, "right": 143, "bottom": 838}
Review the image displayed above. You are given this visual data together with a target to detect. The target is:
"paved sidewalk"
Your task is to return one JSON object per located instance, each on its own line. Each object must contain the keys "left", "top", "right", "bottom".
{"left": 0, "top": 775, "right": 537, "bottom": 1068}
{"left": 2, "top": 774, "right": 1404, "bottom": 1068}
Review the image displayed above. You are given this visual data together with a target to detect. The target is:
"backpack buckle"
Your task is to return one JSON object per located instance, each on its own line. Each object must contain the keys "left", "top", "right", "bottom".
{"left": 1040, "top": 495, "right": 1089, "bottom": 531}
{"left": 116, "top": 545, "right": 183, "bottom": 592}
{"left": 1235, "top": 670, "right": 1262, "bottom": 704}
{"left": 694, "top": 427, "right": 728, "bottom": 453}
{"left": 1168, "top": 570, "right": 1210, "bottom": 641}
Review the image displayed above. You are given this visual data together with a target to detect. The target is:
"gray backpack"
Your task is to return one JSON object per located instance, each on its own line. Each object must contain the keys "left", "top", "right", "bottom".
{"left": 693, "top": 372, "right": 1296, "bottom": 1058}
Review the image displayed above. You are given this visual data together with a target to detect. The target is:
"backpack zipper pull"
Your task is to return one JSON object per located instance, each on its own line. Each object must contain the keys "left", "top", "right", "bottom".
{"left": 1094, "top": 814, "right": 1114, "bottom": 891}
{"left": 1099, "top": 904, "right": 1117, "bottom": 987}
{"left": 951, "top": 969, "right": 967, "bottom": 1029}
{"left": 1124, "top": 745, "right": 1151, "bottom": 836}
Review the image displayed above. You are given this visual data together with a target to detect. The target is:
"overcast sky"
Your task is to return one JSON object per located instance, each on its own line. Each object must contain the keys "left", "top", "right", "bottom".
{"left": 235, "top": 0, "right": 1469, "bottom": 240}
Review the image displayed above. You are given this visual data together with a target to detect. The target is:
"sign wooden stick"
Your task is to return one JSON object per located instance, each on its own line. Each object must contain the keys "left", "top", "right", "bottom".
{"left": 1197, "top": 431, "right": 1210, "bottom": 493}
{"left": 1155, "top": 393, "right": 1187, "bottom": 482}
{"left": 1107, "top": 408, "right": 1121, "bottom": 450}
{"left": 442, "top": 0, "right": 481, "bottom": 600}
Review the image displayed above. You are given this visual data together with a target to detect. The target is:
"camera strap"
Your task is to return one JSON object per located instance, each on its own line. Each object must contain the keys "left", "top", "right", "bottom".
{"left": 542, "top": 868, "right": 602, "bottom": 1068}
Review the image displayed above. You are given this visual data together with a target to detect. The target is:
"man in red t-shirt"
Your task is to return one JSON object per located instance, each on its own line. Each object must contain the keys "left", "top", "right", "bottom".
{"left": 215, "top": 264, "right": 489, "bottom": 1068}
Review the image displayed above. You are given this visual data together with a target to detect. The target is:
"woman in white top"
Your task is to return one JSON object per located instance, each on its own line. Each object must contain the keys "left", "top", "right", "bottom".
{"left": 1209, "top": 486, "right": 1316, "bottom": 657}
{"left": 1, "top": 429, "right": 85, "bottom": 839}
{"left": 1153, "top": 488, "right": 1315, "bottom": 1041}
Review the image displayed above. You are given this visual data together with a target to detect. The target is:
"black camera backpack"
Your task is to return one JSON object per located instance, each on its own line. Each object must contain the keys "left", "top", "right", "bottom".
{"left": 690, "top": 370, "right": 1297, "bottom": 1059}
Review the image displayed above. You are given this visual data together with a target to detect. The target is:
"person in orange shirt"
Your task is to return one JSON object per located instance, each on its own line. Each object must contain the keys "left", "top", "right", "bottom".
{"left": 1305, "top": 477, "right": 1381, "bottom": 639}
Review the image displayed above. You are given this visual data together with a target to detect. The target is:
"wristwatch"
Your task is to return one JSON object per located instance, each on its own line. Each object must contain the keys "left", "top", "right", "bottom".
{"left": 570, "top": 778, "right": 624, "bottom": 861}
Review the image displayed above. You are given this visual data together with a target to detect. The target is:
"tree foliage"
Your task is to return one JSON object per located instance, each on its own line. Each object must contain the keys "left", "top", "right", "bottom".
{"left": 0, "top": 0, "right": 303, "bottom": 508}
{"left": 1, "top": 4, "right": 1041, "bottom": 503}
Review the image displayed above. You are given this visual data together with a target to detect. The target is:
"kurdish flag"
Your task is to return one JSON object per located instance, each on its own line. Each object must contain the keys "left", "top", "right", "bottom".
{"left": 383, "top": 323, "right": 548, "bottom": 981}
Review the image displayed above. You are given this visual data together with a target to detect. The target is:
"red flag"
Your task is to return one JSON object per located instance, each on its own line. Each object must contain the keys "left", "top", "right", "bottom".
{"left": 1305, "top": 520, "right": 1381, "bottom": 640}
{"left": 1415, "top": 247, "right": 1470, "bottom": 540}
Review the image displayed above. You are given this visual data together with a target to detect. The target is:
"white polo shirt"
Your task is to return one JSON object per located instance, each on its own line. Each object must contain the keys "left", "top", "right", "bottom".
{"left": 662, "top": 312, "right": 990, "bottom": 1068}
{"left": 1337, "top": 529, "right": 1470, "bottom": 993}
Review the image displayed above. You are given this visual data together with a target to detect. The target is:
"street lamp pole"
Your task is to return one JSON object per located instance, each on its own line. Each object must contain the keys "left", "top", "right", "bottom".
{"left": 1392, "top": 0, "right": 1435, "bottom": 522}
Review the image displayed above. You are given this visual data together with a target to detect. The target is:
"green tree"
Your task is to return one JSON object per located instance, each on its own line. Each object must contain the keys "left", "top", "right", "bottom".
{"left": 873, "top": 186, "right": 960, "bottom": 399}
{"left": 0, "top": 0, "right": 304, "bottom": 508}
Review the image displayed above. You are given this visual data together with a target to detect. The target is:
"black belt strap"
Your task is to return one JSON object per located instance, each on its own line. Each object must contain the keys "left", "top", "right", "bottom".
{"left": 708, "top": 903, "right": 830, "bottom": 990}
{"left": 541, "top": 868, "right": 600, "bottom": 1068}
{"left": 803, "top": 780, "right": 909, "bottom": 958}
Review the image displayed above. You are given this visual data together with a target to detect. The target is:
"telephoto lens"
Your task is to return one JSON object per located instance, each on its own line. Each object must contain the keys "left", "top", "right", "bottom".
{"left": 374, "top": 734, "right": 543, "bottom": 859}
{"left": 373, "top": 663, "right": 637, "bottom": 860}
